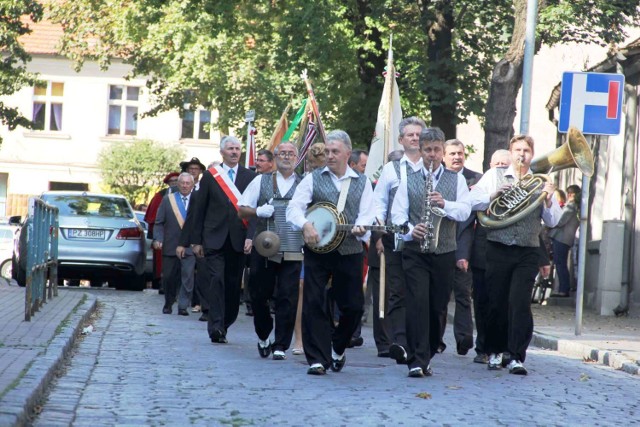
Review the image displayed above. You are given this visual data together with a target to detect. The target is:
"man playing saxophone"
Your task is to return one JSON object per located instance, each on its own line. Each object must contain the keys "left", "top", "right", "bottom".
{"left": 470, "top": 135, "right": 561, "bottom": 375}
{"left": 391, "top": 127, "right": 472, "bottom": 378}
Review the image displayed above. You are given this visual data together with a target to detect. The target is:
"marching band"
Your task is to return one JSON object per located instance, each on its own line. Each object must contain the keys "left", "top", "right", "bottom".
{"left": 165, "top": 120, "right": 596, "bottom": 379}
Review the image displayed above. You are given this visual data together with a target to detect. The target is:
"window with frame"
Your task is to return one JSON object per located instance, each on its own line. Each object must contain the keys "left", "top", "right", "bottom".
{"left": 108, "top": 85, "right": 140, "bottom": 136}
{"left": 181, "top": 109, "right": 212, "bottom": 140}
{"left": 33, "top": 81, "right": 64, "bottom": 131}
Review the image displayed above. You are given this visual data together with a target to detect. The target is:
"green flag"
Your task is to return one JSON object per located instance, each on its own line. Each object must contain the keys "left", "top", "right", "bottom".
{"left": 283, "top": 98, "right": 308, "bottom": 141}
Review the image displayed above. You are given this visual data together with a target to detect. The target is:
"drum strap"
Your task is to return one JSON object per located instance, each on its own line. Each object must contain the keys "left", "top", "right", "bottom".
{"left": 336, "top": 177, "right": 352, "bottom": 214}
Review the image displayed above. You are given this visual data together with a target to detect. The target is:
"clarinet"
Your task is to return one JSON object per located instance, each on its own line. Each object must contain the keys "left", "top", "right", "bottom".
{"left": 420, "top": 160, "right": 446, "bottom": 253}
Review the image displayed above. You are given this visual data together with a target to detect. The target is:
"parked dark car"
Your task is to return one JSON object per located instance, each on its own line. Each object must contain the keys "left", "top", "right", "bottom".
{"left": 12, "top": 191, "right": 147, "bottom": 290}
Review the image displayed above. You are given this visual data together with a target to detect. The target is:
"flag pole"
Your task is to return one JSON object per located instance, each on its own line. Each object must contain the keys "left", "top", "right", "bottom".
{"left": 379, "top": 34, "right": 394, "bottom": 320}
{"left": 300, "top": 70, "right": 328, "bottom": 143}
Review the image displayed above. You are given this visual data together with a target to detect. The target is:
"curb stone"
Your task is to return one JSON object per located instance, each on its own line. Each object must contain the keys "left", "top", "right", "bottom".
{"left": 0, "top": 292, "right": 97, "bottom": 427}
{"left": 532, "top": 331, "right": 640, "bottom": 375}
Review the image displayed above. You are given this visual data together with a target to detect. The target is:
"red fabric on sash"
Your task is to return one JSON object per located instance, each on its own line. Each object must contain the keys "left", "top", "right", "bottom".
{"left": 209, "top": 167, "right": 249, "bottom": 228}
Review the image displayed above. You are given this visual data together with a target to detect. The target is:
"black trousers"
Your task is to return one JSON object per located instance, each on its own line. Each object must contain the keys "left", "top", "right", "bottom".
{"left": 382, "top": 235, "right": 407, "bottom": 347}
{"left": 440, "top": 268, "right": 474, "bottom": 352}
{"left": 162, "top": 255, "right": 181, "bottom": 307}
{"left": 484, "top": 241, "right": 538, "bottom": 362}
{"left": 248, "top": 251, "right": 301, "bottom": 352}
{"left": 471, "top": 266, "right": 489, "bottom": 355}
{"left": 402, "top": 249, "right": 455, "bottom": 370}
{"left": 193, "top": 256, "right": 209, "bottom": 310}
{"left": 302, "top": 250, "right": 363, "bottom": 368}
{"left": 366, "top": 265, "right": 392, "bottom": 353}
{"left": 204, "top": 236, "right": 245, "bottom": 339}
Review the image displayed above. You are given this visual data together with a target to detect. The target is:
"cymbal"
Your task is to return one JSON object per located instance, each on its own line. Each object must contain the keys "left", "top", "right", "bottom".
{"left": 254, "top": 231, "right": 281, "bottom": 258}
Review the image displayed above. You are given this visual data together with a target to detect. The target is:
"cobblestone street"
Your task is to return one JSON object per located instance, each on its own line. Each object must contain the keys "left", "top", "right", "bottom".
{"left": 34, "top": 289, "right": 640, "bottom": 426}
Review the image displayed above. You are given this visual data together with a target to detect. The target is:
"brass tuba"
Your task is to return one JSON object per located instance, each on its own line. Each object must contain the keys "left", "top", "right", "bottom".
{"left": 477, "top": 127, "right": 594, "bottom": 229}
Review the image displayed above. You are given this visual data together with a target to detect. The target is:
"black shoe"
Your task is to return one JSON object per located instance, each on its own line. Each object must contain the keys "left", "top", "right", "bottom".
{"left": 159, "top": 288, "right": 165, "bottom": 295}
{"left": 550, "top": 292, "right": 569, "bottom": 297}
{"left": 272, "top": 350, "right": 286, "bottom": 360}
{"left": 330, "top": 354, "right": 346, "bottom": 372}
{"left": 178, "top": 309, "right": 189, "bottom": 316}
{"left": 307, "top": 365, "right": 326, "bottom": 376}
{"left": 456, "top": 341, "right": 472, "bottom": 356}
{"left": 162, "top": 305, "right": 172, "bottom": 314}
{"left": 257, "top": 341, "right": 272, "bottom": 358}
{"left": 424, "top": 365, "right": 433, "bottom": 377}
{"left": 389, "top": 344, "right": 408, "bottom": 365}
{"left": 199, "top": 313, "right": 209, "bottom": 322}
{"left": 408, "top": 367, "right": 424, "bottom": 378}
{"left": 211, "top": 329, "right": 227, "bottom": 344}
{"left": 437, "top": 343, "right": 446, "bottom": 353}
{"left": 377, "top": 351, "right": 390, "bottom": 358}
{"left": 473, "top": 353, "right": 489, "bottom": 364}
{"left": 348, "top": 336, "right": 364, "bottom": 348}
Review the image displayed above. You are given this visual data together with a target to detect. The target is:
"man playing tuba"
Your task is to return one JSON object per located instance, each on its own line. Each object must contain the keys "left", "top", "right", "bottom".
{"left": 470, "top": 134, "right": 561, "bottom": 375}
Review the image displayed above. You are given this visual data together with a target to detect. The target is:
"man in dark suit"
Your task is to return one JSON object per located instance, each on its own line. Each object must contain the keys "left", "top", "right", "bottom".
{"left": 154, "top": 172, "right": 196, "bottom": 316}
{"left": 442, "top": 139, "right": 482, "bottom": 356}
{"left": 190, "top": 136, "right": 257, "bottom": 343}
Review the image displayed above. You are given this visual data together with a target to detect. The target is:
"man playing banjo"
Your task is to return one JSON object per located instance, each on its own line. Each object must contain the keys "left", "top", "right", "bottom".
{"left": 238, "top": 142, "right": 303, "bottom": 361}
{"left": 286, "top": 130, "right": 375, "bottom": 375}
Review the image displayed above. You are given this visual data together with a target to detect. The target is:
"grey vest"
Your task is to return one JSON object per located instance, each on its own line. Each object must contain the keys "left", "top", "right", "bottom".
{"left": 487, "top": 168, "right": 542, "bottom": 247}
{"left": 255, "top": 172, "right": 301, "bottom": 236}
{"left": 312, "top": 169, "right": 366, "bottom": 255}
{"left": 406, "top": 167, "right": 458, "bottom": 254}
{"left": 384, "top": 160, "right": 401, "bottom": 225}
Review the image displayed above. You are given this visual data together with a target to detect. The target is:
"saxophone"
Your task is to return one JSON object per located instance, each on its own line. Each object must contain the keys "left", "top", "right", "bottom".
{"left": 420, "top": 160, "right": 447, "bottom": 254}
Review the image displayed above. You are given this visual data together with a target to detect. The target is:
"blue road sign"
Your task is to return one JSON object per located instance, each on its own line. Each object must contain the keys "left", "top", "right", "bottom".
{"left": 558, "top": 72, "right": 624, "bottom": 135}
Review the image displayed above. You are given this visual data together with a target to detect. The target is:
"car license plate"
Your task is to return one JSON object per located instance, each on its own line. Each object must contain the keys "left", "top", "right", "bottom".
{"left": 68, "top": 228, "right": 106, "bottom": 240}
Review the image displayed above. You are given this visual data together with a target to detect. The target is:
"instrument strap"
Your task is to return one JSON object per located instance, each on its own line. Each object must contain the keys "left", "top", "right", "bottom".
{"left": 336, "top": 177, "right": 352, "bottom": 214}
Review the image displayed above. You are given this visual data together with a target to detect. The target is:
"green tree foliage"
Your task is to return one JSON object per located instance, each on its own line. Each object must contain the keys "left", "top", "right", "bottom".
{"left": 49, "top": 0, "right": 640, "bottom": 159}
{"left": 48, "top": 0, "right": 513, "bottom": 146}
{"left": 97, "top": 139, "right": 185, "bottom": 204}
{"left": 0, "top": 0, "right": 43, "bottom": 143}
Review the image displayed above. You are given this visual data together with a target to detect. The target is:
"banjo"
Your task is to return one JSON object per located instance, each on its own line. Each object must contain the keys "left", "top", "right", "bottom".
{"left": 305, "top": 202, "right": 408, "bottom": 254}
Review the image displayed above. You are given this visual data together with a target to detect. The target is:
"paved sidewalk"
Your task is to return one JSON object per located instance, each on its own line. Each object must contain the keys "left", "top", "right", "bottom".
{"left": 0, "top": 279, "right": 96, "bottom": 426}
{"left": 531, "top": 298, "right": 640, "bottom": 375}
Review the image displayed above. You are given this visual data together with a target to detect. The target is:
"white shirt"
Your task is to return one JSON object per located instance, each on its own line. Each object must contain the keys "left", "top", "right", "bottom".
{"left": 286, "top": 166, "right": 375, "bottom": 242}
{"left": 391, "top": 163, "right": 472, "bottom": 241}
{"left": 178, "top": 193, "right": 191, "bottom": 211}
{"left": 469, "top": 165, "right": 562, "bottom": 227}
{"left": 238, "top": 171, "right": 297, "bottom": 208}
{"left": 221, "top": 163, "right": 239, "bottom": 183}
{"left": 373, "top": 155, "right": 423, "bottom": 222}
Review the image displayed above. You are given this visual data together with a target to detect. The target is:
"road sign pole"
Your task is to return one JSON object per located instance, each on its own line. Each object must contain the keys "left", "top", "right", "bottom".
{"left": 575, "top": 136, "right": 595, "bottom": 336}
{"left": 519, "top": 0, "right": 538, "bottom": 134}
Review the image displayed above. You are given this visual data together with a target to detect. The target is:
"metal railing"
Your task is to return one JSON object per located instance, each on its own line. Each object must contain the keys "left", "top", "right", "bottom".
{"left": 24, "top": 197, "right": 59, "bottom": 321}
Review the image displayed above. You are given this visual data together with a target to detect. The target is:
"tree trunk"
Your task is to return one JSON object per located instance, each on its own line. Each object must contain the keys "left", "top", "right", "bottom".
{"left": 422, "top": 1, "right": 456, "bottom": 139}
{"left": 345, "top": 0, "right": 385, "bottom": 148}
{"left": 482, "top": 0, "right": 529, "bottom": 171}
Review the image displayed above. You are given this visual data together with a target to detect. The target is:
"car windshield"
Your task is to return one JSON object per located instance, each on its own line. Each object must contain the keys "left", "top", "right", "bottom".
{"left": 43, "top": 195, "right": 133, "bottom": 219}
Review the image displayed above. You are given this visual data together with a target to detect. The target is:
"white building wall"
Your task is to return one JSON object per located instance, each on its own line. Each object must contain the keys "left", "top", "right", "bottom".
{"left": 0, "top": 55, "right": 220, "bottom": 210}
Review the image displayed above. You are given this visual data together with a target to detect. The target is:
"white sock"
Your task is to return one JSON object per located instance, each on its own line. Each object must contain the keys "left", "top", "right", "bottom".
{"left": 331, "top": 348, "right": 344, "bottom": 360}
{"left": 310, "top": 363, "right": 323, "bottom": 369}
{"left": 259, "top": 339, "right": 270, "bottom": 347}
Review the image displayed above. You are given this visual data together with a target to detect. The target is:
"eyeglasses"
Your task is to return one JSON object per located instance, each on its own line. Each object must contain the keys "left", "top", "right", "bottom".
{"left": 277, "top": 152, "right": 297, "bottom": 158}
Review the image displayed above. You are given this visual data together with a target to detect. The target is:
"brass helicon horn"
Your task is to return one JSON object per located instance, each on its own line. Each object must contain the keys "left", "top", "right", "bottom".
{"left": 477, "top": 127, "right": 594, "bottom": 229}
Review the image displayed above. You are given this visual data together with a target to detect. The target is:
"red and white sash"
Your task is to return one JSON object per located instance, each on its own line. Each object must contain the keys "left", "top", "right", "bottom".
{"left": 209, "top": 165, "right": 249, "bottom": 228}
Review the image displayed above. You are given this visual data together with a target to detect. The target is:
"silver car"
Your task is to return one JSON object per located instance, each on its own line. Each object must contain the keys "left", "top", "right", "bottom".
{"left": 13, "top": 191, "right": 147, "bottom": 290}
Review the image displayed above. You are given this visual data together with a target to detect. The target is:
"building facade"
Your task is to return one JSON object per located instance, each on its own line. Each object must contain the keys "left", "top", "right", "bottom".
{"left": 0, "top": 20, "right": 220, "bottom": 217}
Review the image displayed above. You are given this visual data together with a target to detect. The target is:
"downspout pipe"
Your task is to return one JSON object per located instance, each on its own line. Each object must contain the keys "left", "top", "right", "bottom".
{"left": 613, "top": 79, "right": 637, "bottom": 316}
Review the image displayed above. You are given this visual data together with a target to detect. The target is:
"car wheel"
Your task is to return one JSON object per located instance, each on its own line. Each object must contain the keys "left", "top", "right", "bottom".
{"left": 1, "top": 259, "right": 13, "bottom": 280}
{"left": 89, "top": 280, "right": 104, "bottom": 288}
